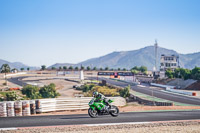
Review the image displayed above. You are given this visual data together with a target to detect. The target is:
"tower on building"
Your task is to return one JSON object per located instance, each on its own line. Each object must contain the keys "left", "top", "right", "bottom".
{"left": 154, "top": 39, "right": 158, "bottom": 71}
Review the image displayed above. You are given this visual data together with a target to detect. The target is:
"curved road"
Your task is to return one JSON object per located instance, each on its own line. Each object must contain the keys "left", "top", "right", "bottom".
{"left": 8, "top": 76, "right": 200, "bottom": 105}
{"left": 96, "top": 77, "right": 200, "bottom": 105}
{"left": 1, "top": 111, "right": 200, "bottom": 128}
{"left": 8, "top": 76, "right": 28, "bottom": 86}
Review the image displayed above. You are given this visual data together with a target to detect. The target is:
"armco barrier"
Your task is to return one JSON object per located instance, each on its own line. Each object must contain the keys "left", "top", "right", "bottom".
{"left": 151, "top": 83, "right": 197, "bottom": 96}
{"left": 166, "top": 87, "right": 196, "bottom": 96}
{"left": 150, "top": 83, "right": 175, "bottom": 89}
{"left": 4, "top": 72, "right": 27, "bottom": 78}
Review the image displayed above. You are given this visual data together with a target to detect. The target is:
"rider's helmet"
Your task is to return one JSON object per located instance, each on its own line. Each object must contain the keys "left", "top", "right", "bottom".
{"left": 93, "top": 91, "right": 99, "bottom": 98}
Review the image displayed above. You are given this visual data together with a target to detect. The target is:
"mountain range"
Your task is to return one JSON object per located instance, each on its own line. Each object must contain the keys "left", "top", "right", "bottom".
{"left": 0, "top": 59, "right": 38, "bottom": 70}
{"left": 73, "top": 46, "right": 200, "bottom": 70}
{"left": 48, "top": 63, "right": 75, "bottom": 69}
{"left": 1, "top": 46, "right": 200, "bottom": 70}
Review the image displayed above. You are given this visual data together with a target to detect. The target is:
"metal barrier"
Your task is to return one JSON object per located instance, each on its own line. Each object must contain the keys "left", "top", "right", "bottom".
{"left": 150, "top": 83, "right": 175, "bottom": 89}
{"left": 166, "top": 87, "right": 196, "bottom": 96}
{"left": 151, "top": 83, "right": 197, "bottom": 96}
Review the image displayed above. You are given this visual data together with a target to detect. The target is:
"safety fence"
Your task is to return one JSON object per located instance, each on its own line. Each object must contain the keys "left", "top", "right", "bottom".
{"left": 166, "top": 87, "right": 197, "bottom": 96}
{"left": 4, "top": 72, "right": 27, "bottom": 78}
{"left": 38, "top": 97, "right": 126, "bottom": 112}
{"left": 150, "top": 83, "right": 175, "bottom": 89}
{"left": 0, "top": 97, "right": 126, "bottom": 117}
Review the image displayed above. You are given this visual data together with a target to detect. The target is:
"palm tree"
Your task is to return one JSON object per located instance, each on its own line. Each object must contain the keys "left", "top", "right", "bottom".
{"left": 81, "top": 66, "right": 84, "bottom": 70}
{"left": 105, "top": 67, "right": 109, "bottom": 71}
{"left": 41, "top": 65, "right": 46, "bottom": 70}
{"left": 69, "top": 66, "right": 73, "bottom": 70}
{"left": 93, "top": 67, "right": 97, "bottom": 71}
{"left": 63, "top": 66, "right": 67, "bottom": 70}
{"left": 123, "top": 68, "right": 127, "bottom": 71}
{"left": 75, "top": 67, "right": 79, "bottom": 70}
{"left": 87, "top": 66, "right": 91, "bottom": 71}
{"left": 0, "top": 64, "right": 11, "bottom": 85}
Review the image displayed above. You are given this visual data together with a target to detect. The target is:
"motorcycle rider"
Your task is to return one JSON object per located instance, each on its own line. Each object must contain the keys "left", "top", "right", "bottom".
{"left": 93, "top": 91, "right": 109, "bottom": 111}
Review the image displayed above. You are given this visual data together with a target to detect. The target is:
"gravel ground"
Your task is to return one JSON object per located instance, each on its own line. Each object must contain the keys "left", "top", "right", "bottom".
{"left": 1, "top": 121, "right": 200, "bottom": 133}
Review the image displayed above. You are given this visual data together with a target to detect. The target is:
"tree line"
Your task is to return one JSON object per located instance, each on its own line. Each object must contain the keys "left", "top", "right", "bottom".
{"left": 41, "top": 65, "right": 148, "bottom": 72}
{"left": 165, "top": 67, "right": 200, "bottom": 80}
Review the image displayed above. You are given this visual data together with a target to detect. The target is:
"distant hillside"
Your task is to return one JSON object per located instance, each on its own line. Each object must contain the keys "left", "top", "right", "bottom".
{"left": 179, "top": 52, "right": 200, "bottom": 69}
{"left": 0, "top": 59, "right": 38, "bottom": 70}
{"left": 3, "top": 45, "right": 199, "bottom": 71}
{"left": 77, "top": 46, "right": 200, "bottom": 70}
{"left": 48, "top": 63, "right": 75, "bottom": 69}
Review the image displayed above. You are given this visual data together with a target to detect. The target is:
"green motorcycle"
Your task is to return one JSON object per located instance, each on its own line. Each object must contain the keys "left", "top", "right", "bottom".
{"left": 88, "top": 98, "right": 119, "bottom": 118}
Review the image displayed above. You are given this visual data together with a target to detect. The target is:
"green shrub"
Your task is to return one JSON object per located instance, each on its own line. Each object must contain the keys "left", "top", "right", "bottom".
{"left": 21, "top": 83, "right": 60, "bottom": 99}
{"left": 119, "top": 85, "right": 130, "bottom": 98}
{"left": 0, "top": 94, "right": 4, "bottom": 101}
{"left": 6, "top": 91, "right": 19, "bottom": 101}
{"left": 84, "top": 85, "right": 120, "bottom": 97}
{"left": 39, "top": 83, "right": 60, "bottom": 98}
{"left": 82, "top": 84, "right": 95, "bottom": 92}
{"left": 22, "top": 85, "right": 41, "bottom": 99}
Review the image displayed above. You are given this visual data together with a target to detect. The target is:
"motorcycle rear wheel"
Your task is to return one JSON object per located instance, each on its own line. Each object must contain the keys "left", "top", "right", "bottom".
{"left": 88, "top": 108, "right": 98, "bottom": 118}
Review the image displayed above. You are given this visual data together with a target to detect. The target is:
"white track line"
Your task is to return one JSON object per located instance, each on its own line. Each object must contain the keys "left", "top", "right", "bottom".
{"left": 84, "top": 122, "right": 151, "bottom": 126}
{"left": 0, "top": 128, "right": 18, "bottom": 131}
{"left": 137, "top": 85, "right": 146, "bottom": 88}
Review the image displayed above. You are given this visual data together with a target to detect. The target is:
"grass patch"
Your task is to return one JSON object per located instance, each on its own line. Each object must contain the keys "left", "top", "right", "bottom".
{"left": 84, "top": 80, "right": 100, "bottom": 84}
{"left": 0, "top": 92, "right": 8, "bottom": 97}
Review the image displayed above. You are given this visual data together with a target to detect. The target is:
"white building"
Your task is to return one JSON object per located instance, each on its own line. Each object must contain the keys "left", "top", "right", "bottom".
{"left": 160, "top": 54, "right": 179, "bottom": 78}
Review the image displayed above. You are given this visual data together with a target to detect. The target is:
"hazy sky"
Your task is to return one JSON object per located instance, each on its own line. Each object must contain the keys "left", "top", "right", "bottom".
{"left": 0, "top": 0, "right": 200, "bottom": 67}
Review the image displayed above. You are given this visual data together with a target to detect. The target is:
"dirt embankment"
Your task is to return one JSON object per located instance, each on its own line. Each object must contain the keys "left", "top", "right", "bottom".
{"left": 186, "top": 80, "right": 200, "bottom": 90}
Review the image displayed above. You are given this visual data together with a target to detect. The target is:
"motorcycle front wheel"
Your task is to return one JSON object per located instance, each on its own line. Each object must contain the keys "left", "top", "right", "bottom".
{"left": 88, "top": 108, "right": 98, "bottom": 118}
{"left": 110, "top": 105, "right": 119, "bottom": 117}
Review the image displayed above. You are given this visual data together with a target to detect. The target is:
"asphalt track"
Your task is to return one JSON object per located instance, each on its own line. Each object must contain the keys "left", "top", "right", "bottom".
{"left": 94, "top": 77, "right": 200, "bottom": 105}
{"left": 8, "top": 76, "right": 200, "bottom": 105}
{"left": 8, "top": 76, "right": 28, "bottom": 87}
{"left": 1, "top": 111, "right": 200, "bottom": 128}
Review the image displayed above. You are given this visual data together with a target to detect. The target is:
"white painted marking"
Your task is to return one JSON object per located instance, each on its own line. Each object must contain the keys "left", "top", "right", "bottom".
{"left": 84, "top": 122, "right": 151, "bottom": 126}
{"left": 0, "top": 128, "right": 18, "bottom": 131}
{"left": 137, "top": 85, "right": 146, "bottom": 88}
